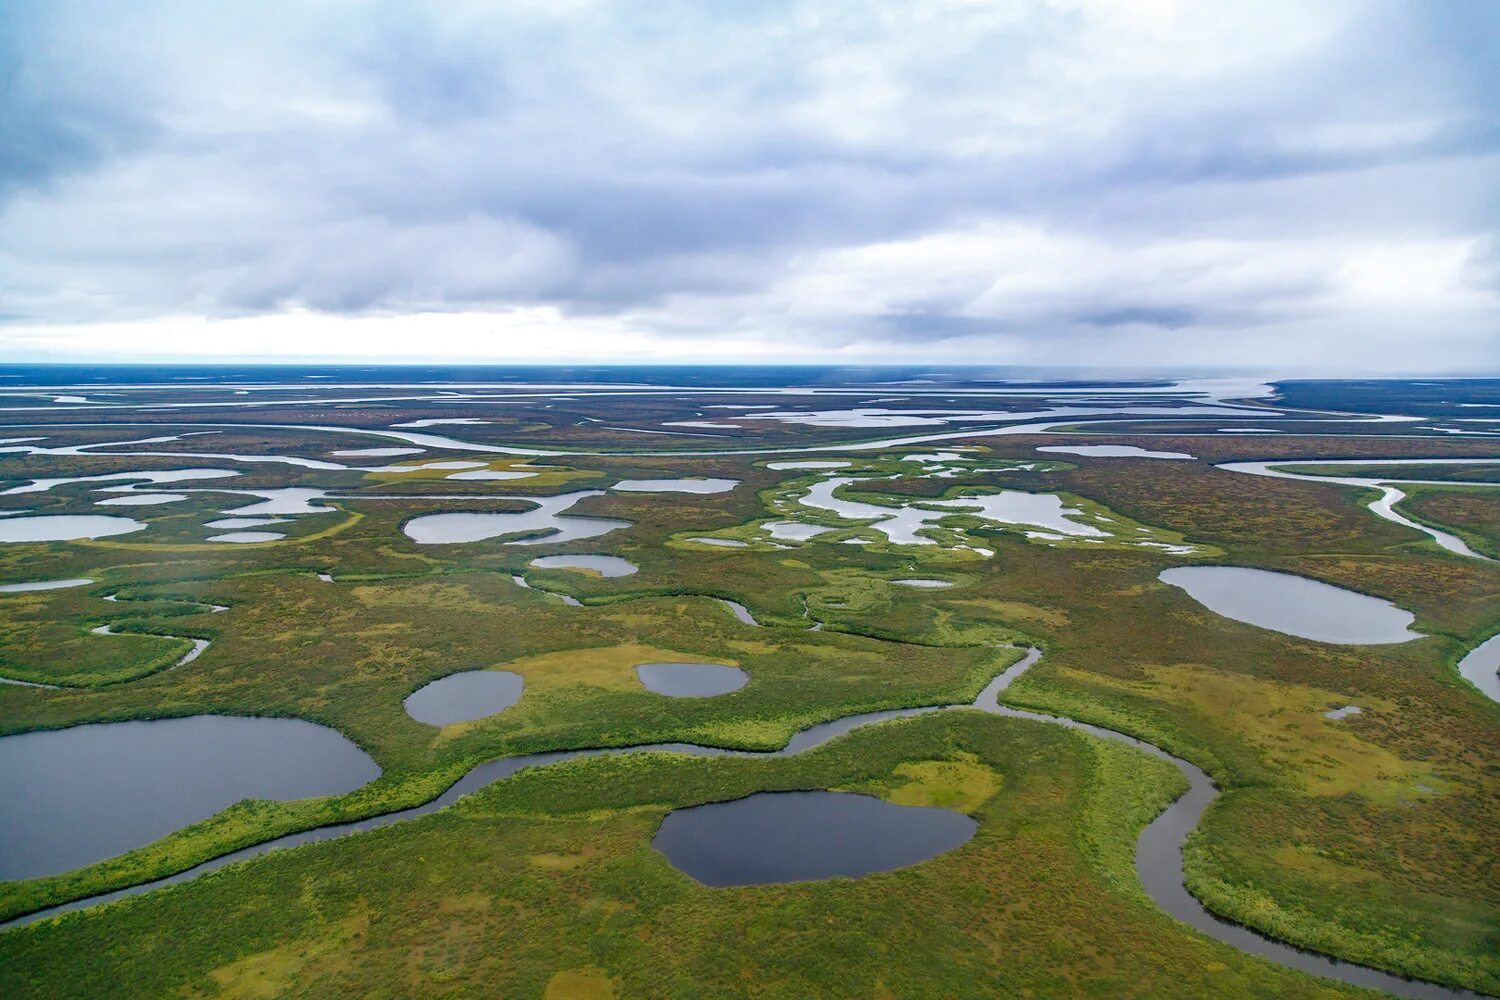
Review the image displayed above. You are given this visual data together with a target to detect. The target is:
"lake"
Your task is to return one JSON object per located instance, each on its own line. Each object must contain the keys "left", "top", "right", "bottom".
{"left": 653, "top": 790, "right": 976, "bottom": 886}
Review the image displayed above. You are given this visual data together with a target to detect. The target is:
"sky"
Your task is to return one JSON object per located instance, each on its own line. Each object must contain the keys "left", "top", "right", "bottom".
{"left": 1, "top": 0, "right": 1497, "bottom": 371}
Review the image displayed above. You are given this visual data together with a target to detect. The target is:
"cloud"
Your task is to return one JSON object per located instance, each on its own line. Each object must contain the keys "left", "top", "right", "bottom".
{"left": 0, "top": 0, "right": 1496, "bottom": 370}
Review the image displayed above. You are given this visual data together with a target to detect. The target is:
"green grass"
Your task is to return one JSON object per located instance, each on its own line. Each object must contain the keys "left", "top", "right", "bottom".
{"left": 0, "top": 422, "right": 1497, "bottom": 994}
{"left": 0, "top": 713, "right": 1372, "bottom": 1000}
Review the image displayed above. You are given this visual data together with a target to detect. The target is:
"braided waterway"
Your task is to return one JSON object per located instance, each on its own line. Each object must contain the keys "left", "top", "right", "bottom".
{"left": 0, "top": 643, "right": 1481, "bottom": 997}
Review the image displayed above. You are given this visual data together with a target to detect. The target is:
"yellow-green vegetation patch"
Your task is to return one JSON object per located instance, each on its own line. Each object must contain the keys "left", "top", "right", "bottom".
{"left": 1076, "top": 663, "right": 1447, "bottom": 803}
{"left": 204, "top": 904, "right": 370, "bottom": 999}
{"left": 0, "top": 713, "right": 1372, "bottom": 1000}
{"left": 954, "top": 597, "right": 1071, "bottom": 630}
{"left": 501, "top": 643, "right": 738, "bottom": 696}
{"left": 844, "top": 751, "right": 1003, "bottom": 812}
{"left": 544, "top": 967, "right": 618, "bottom": 1000}
{"left": 363, "top": 456, "right": 601, "bottom": 489}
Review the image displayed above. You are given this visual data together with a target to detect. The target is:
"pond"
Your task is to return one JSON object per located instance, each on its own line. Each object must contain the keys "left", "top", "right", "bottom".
{"left": 0, "top": 468, "right": 239, "bottom": 496}
{"left": 96, "top": 493, "right": 188, "bottom": 506}
{"left": 404, "top": 671, "right": 526, "bottom": 726}
{"left": 207, "top": 531, "right": 285, "bottom": 543}
{"left": 636, "top": 662, "right": 748, "bottom": 697}
{"left": 0, "top": 715, "right": 380, "bottom": 879}
{"left": 799, "top": 478, "right": 1107, "bottom": 544}
{"left": 653, "top": 790, "right": 976, "bottom": 886}
{"left": 528, "top": 555, "right": 638, "bottom": 577}
{"left": 765, "top": 521, "right": 832, "bottom": 541}
{"left": 446, "top": 469, "right": 537, "bottom": 481}
{"left": 893, "top": 579, "right": 953, "bottom": 588}
{"left": 687, "top": 537, "right": 748, "bottom": 548}
{"left": 0, "top": 578, "right": 93, "bottom": 593}
{"left": 1037, "top": 444, "right": 1193, "bottom": 460}
{"left": 766, "top": 460, "right": 850, "bottom": 471}
{"left": 0, "top": 515, "right": 145, "bottom": 543}
{"left": 1457, "top": 633, "right": 1500, "bottom": 704}
{"left": 1159, "top": 566, "right": 1420, "bottom": 644}
{"left": 613, "top": 478, "right": 738, "bottom": 494}
{"left": 331, "top": 447, "right": 424, "bottom": 457}
{"left": 403, "top": 492, "right": 629, "bottom": 546}
{"left": 204, "top": 517, "right": 290, "bottom": 529}
{"left": 219, "top": 489, "right": 335, "bottom": 516}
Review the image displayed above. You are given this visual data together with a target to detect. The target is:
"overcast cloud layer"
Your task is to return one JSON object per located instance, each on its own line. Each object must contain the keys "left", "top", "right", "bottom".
{"left": 2, "top": 0, "right": 1497, "bottom": 370}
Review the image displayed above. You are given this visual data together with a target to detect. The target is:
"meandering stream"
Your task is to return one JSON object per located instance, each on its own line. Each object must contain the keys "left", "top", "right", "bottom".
{"left": 1216, "top": 459, "right": 1500, "bottom": 561}
{"left": 0, "top": 642, "right": 1480, "bottom": 997}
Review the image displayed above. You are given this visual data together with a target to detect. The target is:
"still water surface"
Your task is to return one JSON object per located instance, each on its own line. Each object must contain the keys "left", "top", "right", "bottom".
{"left": 653, "top": 790, "right": 976, "bottom": 886}
{"left": 636, "top": 662, "right": 748, "bottom": 697}
{"left": 404, "top": 671, "right": 525, "bottom": 725}
{"left": 1160, "top": 566, "right": 1419, "bottom": 644}
{"left": 0, "top": 716, "right": 379, "bottom": 879}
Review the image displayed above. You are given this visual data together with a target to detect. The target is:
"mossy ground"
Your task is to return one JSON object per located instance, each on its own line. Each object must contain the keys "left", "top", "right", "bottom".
{"left": 0, "top": 415, "right": 1496, "bottom": 996}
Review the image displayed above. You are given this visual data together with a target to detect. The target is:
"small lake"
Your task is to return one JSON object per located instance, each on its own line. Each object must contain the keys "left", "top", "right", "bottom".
{"left": 1160, "top": 566, "right": 1420, "bottom": 644}
{"left": 894, "top": 579, "right": 953, "bottom": 588}
{"left": 637, "top": 662, "right": 748, "bottom": 697}
{"left": 207, "top": 531, "right": 285, "bottom": 543}
{"left": 1458, "top": 634, "right": 1500, "bottom": 704}
{"left": 96, "top": 493, "right": 187, "bottom": 506}
{"left": 765, "top": 521, "right": 831, "bottom": 541}
{"left": 0, "top": 715, "right": 380, "bottom": 879}
{"left": 653, "top": 790, "right": 976, "bottom": 886}
{"left": 204, "top": 517, "right": 290, "bottom": 529}
{"left": 331, "top": 447, "right": 424, "bottom": 457}
{"left": 0, "top": 578, "right": 92, "bottom": 593}
{"left": 799, "top": 478, "right": 1106, "bottom": 544}
{"left": 220, "top": 489, "right": 334, "bottom": 516}
{"left": 1037, "top": 445, "right": 1193, "bottom": 460}
{"left": 404, "top": 492, "right": 628, "bottom": 546}
{"left": 1, "top": 468, "right": 238, "bottom": 497}
{"left": 613, "top": 478, "right": 738, "bottom": 494}
{"left": 404, "top": 671, "right": 525, "bottom": 725}
{"left": 766, "top": 460, "right": 850, "bottom": 471}
{"left": 688, "top": 537, "right": 748, "bottom": 548}
{"left": 380, "top": 461, "right": 485, "bottom": 473}
{"left": 529, "top": 555, "right": 638, "bottom": 577}
{"left": 447, "top": 469, "right": 537, "bottom": 481}
{"left": 0, "top": 515, "right": 145, "bottom": 543}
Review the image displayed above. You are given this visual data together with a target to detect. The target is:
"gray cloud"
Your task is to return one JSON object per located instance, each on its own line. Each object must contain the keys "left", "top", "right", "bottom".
{"left": 0, "top": 0, "right": 1496, "bottom": 370}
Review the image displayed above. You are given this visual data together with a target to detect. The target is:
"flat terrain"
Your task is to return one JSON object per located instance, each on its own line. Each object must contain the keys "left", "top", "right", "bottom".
{"left": 0, "top": 371, "right": 1496, "bottom": 999}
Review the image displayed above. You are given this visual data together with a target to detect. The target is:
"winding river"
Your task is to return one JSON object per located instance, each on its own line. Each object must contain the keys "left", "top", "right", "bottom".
{"left": 1217, "top": 459, "right": 1500, "bottom": 561}
{"left": 0, "top": 641, "right": 1481, "bottom": 997}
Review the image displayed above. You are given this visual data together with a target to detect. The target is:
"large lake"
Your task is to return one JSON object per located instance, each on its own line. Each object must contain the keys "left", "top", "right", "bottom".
{"left": 1160, "top": 566, "right": 1420, "bottom": 644}
{"left": 0, "top": 715, "right": 380, "bottom": 879}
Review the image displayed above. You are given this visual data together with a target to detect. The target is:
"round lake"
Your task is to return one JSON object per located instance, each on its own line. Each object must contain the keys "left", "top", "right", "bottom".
{"left": 404, "top": 671, "right": 525, "bottom": 725}
{"left": 0, "top": 715, "right": 380, "bottom": 879}
{"left": 636, "top": 662, "right": 748, "bottom": 697}
{"left": 653, "top": 790, "right": 977, "bottom": 886}
{"left": 1160, "top": 566, "right": 1420, "bottom": 644}
{"left": 529, "top": 555, "right": 638, "bottom": 577}
{"left": 207, "top": 531, "right": 285, "bottom": 543}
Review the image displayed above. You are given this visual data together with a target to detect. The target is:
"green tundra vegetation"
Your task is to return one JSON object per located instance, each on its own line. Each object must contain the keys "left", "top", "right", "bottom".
{"left": 0, "top": 395, "right": 1497, "bottom": 999}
